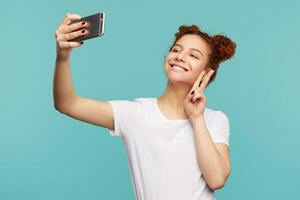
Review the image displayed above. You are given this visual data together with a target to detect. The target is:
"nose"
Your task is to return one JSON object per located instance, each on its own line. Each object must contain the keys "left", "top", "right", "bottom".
{"left": 175, "top": 51, "right": 186, "bottom": 62}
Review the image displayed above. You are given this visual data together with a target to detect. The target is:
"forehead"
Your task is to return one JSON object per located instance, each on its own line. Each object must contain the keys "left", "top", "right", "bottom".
{"left": 175, "top": 34, "right": 210, "bottom": 55}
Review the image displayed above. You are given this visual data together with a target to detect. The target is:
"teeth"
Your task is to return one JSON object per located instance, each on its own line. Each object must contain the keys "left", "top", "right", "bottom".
{"left": 172, "top": 65, "right": 186, "bottom": 72}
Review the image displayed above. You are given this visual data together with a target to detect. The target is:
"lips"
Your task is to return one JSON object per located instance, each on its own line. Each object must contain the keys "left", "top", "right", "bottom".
{"left": 170, "top": 64, "right": 189, "bottom": 72}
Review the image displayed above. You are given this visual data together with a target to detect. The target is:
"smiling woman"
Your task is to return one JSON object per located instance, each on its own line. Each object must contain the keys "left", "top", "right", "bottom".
{"left": 53, "top": 14, "right": 237, "bottom": 200}
{"left": 167, "top": 25, "right": 236, "bottom": 87}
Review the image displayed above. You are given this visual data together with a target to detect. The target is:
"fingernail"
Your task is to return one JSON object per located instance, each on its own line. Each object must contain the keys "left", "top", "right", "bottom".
{"left": 80, "top": 41, "right": 84, "bottom": 45}
{"left": 81, "top": 30, "right": 85, "bottom": 33}
{"left": 191, "top": 90, "right": 194, "bottom": 95}
{"left": 81, "top": 21, "right": 85, "bottom": 25}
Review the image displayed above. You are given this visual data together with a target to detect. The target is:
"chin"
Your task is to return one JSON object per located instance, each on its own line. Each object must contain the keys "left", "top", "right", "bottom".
{"left": 164, "top": 65, "right": 192, "bottom": 85}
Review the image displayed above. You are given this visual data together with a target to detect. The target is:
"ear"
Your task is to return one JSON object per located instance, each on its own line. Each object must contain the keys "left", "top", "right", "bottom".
{"left": 204, "top": 67, "right": 213, "bottom": 73}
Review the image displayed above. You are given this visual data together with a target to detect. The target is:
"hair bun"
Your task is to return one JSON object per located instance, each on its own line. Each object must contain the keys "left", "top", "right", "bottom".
{"left": 176, "top": 25, "right": 201, "bottom": 37}
{"left": 212, "top": 35, "right": 236, "bottom": 62}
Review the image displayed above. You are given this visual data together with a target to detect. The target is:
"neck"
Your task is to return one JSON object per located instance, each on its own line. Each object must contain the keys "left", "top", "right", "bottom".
{"left": 157, "top": 80, "right": 192, "bottom": 117}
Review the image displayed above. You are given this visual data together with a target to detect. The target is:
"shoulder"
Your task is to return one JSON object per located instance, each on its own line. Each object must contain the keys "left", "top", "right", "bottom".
{"left": 134, "top": 97, "right": 154, "bottom": 105}
{"left": 107, "top": 97, "right": 154, "bottom": 111}
{"left": 205, "top": 107, "right": 230, "bottom": 123}
{"left": 205, "top": 107, "right": 231, "bottom": 146}
{"left": 108, "top": 97, "right": 147, "bottom": 105}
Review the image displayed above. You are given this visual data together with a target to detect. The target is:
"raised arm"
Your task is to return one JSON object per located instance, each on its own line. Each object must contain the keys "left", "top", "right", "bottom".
{"left": 53, "top": 13, "right": 114, "bottom": 131}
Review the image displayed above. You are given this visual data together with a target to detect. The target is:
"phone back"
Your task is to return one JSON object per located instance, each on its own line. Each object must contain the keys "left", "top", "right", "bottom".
{"left": 69, "top": 12, "right": 105, "bottom": 42}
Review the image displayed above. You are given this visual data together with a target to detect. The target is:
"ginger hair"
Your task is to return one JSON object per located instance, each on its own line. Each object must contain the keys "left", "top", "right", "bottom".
{"left": 169, "top": 24, "right": 236, "bottom": 86}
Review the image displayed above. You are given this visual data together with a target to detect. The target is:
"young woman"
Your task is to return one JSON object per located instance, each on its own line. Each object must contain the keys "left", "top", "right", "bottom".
{"left": 53, "top": 13, "right": 236, "bottom": 200}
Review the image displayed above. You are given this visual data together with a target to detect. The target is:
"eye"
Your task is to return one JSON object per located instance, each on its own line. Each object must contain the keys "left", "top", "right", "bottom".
{"left": 190, "top": 54, "right": 199, "bottom": 59}
{"left": 171, "top": 49, "right": 179, "bottom": 52}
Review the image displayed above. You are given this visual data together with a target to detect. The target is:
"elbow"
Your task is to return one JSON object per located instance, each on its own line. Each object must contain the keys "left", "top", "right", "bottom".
{"left": 53, "top": 97, "right": 77, "bottom": 114}
{"left": 207, "top": 178, "right": 226, "bottom": 190}
{"left": 207, "top": 171, "right": 230, "bottom": 190}
{"left": 206, "top": 159, "right": 231, "bottom": 190}
{"left": 54, "top": 103, "right": 62, "bottom": 112}
{"left": 54, "top": 103, "right": 60, "bottom": 111}
{"left": 54, "top": 103, "right": 68, "bottom": 114}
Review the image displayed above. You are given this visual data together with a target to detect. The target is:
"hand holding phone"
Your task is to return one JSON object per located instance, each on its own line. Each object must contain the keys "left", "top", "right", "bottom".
{"left": 55, "top": 12, "right": 106, "bottom": 61}
{"left": 69, "top": 12, "right": 105, "bottom": 42}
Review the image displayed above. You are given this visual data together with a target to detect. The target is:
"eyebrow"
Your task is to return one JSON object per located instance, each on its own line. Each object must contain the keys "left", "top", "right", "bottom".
{"left": 173, "top": 44, "right": 204, "bottom": 57}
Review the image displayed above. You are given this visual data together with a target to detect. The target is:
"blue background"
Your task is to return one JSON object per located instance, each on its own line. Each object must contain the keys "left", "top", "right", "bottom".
{"left": 1, "top": 0, "right": 299, "bottom": 199}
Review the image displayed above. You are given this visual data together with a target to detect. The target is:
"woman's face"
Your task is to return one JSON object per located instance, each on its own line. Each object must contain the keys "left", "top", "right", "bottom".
{"left": 164, "top": 34, "right": 211, "bottom": 86}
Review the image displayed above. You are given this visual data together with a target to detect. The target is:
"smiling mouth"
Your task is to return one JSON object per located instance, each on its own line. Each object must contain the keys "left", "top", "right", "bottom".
{"left": 170, "top": 64, "right": 188, "bottom": 72}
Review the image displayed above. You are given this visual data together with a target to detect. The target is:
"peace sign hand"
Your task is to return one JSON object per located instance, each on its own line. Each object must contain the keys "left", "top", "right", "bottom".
{"left": 184, "top": 69, "right": 215, "bottom": 119}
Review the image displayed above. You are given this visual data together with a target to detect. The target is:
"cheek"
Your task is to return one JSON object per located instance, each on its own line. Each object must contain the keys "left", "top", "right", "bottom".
{"left": 164, "top": 55, "right": 173, "bottom": 67}
{"left": 190, "top": 62, "right": 206, "bottom": 77}
{"left": 191, "top": 61, "right": 205, "bottom": 71}
{"left": 166, "top": 54, "right": 174, "bottom": 61}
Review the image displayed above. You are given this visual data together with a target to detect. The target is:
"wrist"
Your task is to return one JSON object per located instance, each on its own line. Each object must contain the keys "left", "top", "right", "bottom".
{"left": 190, "top": 115, "right": 207, "bottom": 131}
{"left": 56, "top": 54, "right": 70, "bottom": 63}
{"left": 56, "top": 48, "right": 72, "bottom": 62}
{"left": 190, "top": 115, "right": 205, "bottom": 123}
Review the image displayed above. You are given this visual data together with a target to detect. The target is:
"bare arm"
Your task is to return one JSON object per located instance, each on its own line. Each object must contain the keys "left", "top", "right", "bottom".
{"left": 183, "top": 69, "right": 230, "bottom": 190}
{"left": 190, "top": 116, "right": 231, "bottom": 190}
{"left": 53, "top": 12, "right": 85, "bottom": 110}
{"left": 53, "top": 13, "right": 114, "bottom": 131}
{"left": 53, "top": 58, "right": 77, "bottom": 111}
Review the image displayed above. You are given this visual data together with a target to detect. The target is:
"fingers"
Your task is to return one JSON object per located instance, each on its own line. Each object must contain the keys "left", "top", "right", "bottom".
{"left": 55, "top": 13, "right": 87, "bottom": 50}
{"left": 198, "top": 69, "right": 214, "bottom": 92}
{"left": 63, "top": 20, "right": 89, "bottom": 34}
{"left": 191, "top": 92, "right": 205, "bottom": 103}
{"left": 61, "top": 13, "right": 81, "bottom": 26}
{"left": 56, "top": 28, "right": 88, "bottom": 42}
{"left": 56, "top": 13, "right": 84, "bottom": 35}
{"left": 189, "top": 70, "right": 206, "bottom": 94}
{"left": 188, "top": 69, "right": 215, "bottom": 102}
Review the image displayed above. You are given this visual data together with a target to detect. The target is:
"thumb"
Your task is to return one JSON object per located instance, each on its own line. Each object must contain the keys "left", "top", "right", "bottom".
{"left": 63, "top": 13, "right": 81, "bottom": 25}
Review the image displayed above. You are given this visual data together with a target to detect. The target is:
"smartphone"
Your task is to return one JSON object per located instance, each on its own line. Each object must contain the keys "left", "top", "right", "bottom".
{"left": 69, "top": 12, "right": 105, "bottom": 42}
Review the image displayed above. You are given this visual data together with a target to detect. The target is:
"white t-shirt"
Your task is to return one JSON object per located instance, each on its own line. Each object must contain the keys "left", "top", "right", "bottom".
{"left": 106, "top": 97, "right": 230, "bottom": 200}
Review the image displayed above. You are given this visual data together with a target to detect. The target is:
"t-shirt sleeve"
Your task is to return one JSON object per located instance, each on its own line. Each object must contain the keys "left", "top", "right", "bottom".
{"left": 211, "top": 111, "right": 230, "bottom": 147}
{"left": 106, "top": 99, "right": 139, "bottom": 138}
